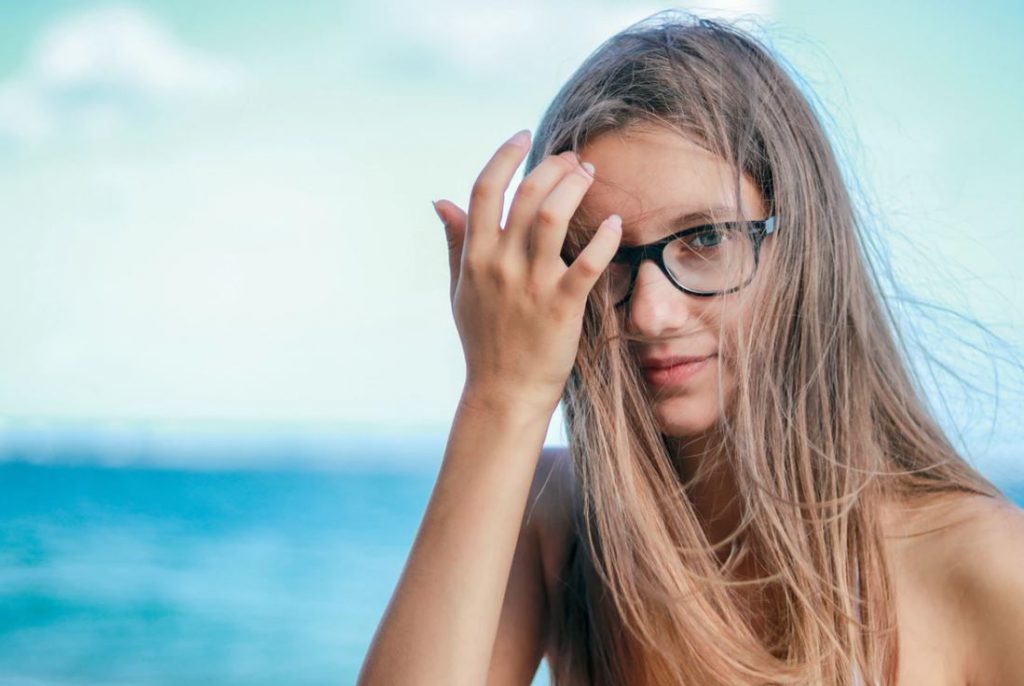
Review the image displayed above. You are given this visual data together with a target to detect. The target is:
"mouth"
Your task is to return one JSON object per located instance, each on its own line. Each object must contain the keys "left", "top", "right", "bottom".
{"left": 642, "top": 354, "right": 716, "bottom": 387}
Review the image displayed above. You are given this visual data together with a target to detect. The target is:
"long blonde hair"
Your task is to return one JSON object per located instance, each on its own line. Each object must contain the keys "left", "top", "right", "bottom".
{"left": 523, "top": 11, "right": 1010, "bottom": 685}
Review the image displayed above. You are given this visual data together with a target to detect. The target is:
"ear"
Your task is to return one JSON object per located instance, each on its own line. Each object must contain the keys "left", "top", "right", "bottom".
{"left": 433, "top": 199, "right": 468, "bottom": 307}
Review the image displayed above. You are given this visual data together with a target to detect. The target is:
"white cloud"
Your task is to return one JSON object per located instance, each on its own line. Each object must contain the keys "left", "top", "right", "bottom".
{"left": 0, "top": 4, "right": 246, "bottom": 143}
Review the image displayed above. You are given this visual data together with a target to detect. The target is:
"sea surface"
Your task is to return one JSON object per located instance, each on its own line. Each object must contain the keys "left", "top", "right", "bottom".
{"left": 0, "top": 461, "right": 552, "bottom": 686}
{"left": 1, "top": 459, "right": 1021, "bottom": 686}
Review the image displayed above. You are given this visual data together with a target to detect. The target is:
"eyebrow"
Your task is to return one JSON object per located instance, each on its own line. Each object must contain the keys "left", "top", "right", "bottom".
{"left": 619, "top": 205, "right": 739, "bottom": 241}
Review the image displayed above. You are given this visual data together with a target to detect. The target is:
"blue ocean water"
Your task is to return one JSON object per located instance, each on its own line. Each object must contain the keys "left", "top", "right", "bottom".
{"left": 2, "top": 459, "right": 1021, "bottom": 686}
{"left": 0, "top": 462, "right": 552, "bottom": 686}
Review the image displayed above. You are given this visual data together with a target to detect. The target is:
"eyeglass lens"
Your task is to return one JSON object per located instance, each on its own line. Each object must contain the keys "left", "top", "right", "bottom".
{"left": 606, "top": 222, "right": 758, "bottom": 305}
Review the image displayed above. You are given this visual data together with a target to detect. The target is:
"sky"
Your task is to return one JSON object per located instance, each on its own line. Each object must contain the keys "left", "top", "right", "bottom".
{"left": 0, "top": 1, "right": 1021, "bottom": 472}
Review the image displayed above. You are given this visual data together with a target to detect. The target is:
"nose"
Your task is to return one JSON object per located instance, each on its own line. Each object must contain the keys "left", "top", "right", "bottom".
{"left": 625, "top": 260, "right": 704, "bottom": 338}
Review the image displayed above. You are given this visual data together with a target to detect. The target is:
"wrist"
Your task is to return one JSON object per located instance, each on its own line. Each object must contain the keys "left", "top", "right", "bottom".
{"left": 458, "top": 382, "right": 561, "bottom": 422}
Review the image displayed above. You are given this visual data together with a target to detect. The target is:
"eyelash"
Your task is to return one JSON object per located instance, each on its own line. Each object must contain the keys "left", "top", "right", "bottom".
{"left": 685, "top": 230, "right": 727, "bottom": 248}
{"left": 620, "top": 221, "right": 742, "bottom": 249}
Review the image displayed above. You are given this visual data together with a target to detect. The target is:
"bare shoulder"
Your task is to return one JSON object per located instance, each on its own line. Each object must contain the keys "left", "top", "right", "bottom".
{"left": 882, "top": 491, "right": 1024, "bottom": 686}
{"left": 940, "top": 493, "right": 1024, "bottom": 686}
{"left": 880, "top": 491, "right": 1024, "bottom": 586}
{"left": 879, "top": 491, "right": 1017, "bottom": 554}
{"left": 875, "top": 492, "right": 1024, "bottom": 686}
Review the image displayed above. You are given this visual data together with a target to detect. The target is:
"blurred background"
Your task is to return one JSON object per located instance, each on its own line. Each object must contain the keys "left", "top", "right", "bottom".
{"left": 0, "top": 1, "right": 1021, "bottom": 684}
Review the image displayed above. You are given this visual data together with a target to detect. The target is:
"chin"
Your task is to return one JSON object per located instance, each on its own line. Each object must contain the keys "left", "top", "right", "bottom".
{"left": 650, "top": 394, "right": 721, "bottom": 437}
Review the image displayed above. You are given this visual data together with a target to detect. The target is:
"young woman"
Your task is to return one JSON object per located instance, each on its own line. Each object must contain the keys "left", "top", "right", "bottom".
{"left": 358, "top": 12, "right": 1024, "bottom": 686}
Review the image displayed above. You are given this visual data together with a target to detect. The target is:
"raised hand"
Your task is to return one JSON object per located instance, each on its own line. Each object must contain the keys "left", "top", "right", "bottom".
{"left": 433, "top": 129, "right": 622, "bottom": 414}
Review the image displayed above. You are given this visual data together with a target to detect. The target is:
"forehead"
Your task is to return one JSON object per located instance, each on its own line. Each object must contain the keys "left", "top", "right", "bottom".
{"left": 576, "top": 125, "right": 766, "bottom": 240}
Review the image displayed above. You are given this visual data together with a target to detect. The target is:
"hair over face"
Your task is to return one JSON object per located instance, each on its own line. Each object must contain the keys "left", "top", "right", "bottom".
{"left": 524, "top": 11, "right": 1008, "bottom": 686}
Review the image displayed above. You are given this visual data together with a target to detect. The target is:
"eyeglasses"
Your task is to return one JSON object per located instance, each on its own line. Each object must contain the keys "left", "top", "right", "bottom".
{"left": 605, "top": 216, "right": 777, "bottom": 308}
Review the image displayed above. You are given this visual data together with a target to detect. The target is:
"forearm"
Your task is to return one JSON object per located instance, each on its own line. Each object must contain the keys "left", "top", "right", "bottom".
{"left": 357, "top": 385, "right": 557, "bottom": 686}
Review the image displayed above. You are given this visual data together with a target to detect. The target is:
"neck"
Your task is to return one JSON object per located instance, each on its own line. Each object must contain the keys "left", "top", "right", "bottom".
{"left": 666, "top": 430, "right": 744, "bottom": 564}
{"left": 666, "top": 430, "right": 776, "bottom": 644}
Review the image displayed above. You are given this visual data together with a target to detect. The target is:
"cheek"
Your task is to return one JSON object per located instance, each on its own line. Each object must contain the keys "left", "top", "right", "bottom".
{"left": 715, "top": 355, "right": 739, "bottom": 408}
{"left": 713, "top": 290, "right": 760, "bottom": 360}
{"left": 713, "top": 294, "right": 764, "bottom": 415}
{"left": 708, "top": 306, "right": 739, "bottom": 360}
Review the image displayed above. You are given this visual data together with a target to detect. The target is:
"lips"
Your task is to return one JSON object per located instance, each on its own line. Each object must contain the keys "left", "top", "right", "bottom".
{"left": 639, "top": 353, "right": 714, "bottom": 370}
{"left": 640, "top": 354, "right": 716, "bottom": 387}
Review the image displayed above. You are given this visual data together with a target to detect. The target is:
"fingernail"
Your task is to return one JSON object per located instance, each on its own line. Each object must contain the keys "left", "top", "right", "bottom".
{"left": 505, "top": 129, "right": 531, "bottom": 147}
{"left": 581, "top": 161, "right": 595, "bottom": 176}
{"left": 432, "top": 200, "right": 446, "bottom": 225}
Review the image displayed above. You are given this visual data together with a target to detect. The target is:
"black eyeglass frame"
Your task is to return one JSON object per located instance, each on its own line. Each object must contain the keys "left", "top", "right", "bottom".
{"left": 608, "top": 215, "right": 777, "bottom": 308}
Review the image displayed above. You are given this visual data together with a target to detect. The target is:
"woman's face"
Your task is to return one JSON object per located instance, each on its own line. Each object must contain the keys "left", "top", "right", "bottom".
{"left": 576, "top": 124, "right": 772, "bottom": 439}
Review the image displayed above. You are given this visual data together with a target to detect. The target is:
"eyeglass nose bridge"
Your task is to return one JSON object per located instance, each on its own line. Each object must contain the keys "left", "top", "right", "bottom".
{"left": 612, "top": 217, "right": 775, "bottom": 308}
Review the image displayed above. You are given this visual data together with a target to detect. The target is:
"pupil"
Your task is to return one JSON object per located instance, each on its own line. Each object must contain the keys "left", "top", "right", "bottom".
{"left": 686, "top": 229, "right": 725, "bottom": 249}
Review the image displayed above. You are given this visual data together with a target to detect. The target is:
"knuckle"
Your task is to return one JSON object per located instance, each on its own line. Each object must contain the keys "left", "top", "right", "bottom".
{"left": 470, "top": 177, "right": 498, "bottom": 203}
{"left": 485, "top": 260, "right": 509, "bottom": 286}
{"left": 460, "top": 255, "right": 481, "bottom": 278}
{"left": 535, "top": 290, "right": 552, "bottom": 310}
{"left": 524, "top": 278, "right": 551, "bottom": 304}
{"left": 535, "top": 204, "right": 565, "bottom": 227}
{"left": 516, "top": 177, "right": 541, "bottom": 198}
{"left": 573, "top": 255, "right": 599, "bottom": 278}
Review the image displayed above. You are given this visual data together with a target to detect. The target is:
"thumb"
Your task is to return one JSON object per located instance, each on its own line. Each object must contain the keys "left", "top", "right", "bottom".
{"left": 433, "top": 199, "right": 468, "bottom": 305}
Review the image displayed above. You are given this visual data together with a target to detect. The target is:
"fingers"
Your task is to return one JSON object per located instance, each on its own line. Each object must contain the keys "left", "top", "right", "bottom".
{"left": 466, "top": 129, "right": 532, "bottom": 258}
{"left": 560, "top": 214, "right": 622, "bottom": 302}
{"left": 528, "top": 158, "right": 595, "bottom": 269}
{"left": 437, "top": 131, "right": 612, "bottom": 315}
{"left": 503, "top": 150, "right": 580, "bottom": 256}
{"left": 434, "top": 199, "right": 468, "bottom": 307}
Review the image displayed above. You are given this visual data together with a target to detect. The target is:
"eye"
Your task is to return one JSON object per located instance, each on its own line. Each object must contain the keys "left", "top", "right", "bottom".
{"left": 683, "top": 226, "right": 729, "bottom": 250}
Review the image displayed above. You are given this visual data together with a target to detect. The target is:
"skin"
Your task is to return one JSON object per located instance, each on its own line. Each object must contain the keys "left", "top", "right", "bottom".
{"left": 565, "top": 125, "right": 1024, "bottom": 684}
{"left": 372, "top": 125, "right": 1024, "bottom": 686}
{"left": 565, "top": 122, "right": 1024, "bottom": 683}
{"left": 574, "top": 123, "right": 771, "bottom": 556}
{"left": 359, "top": 130, "right": 622, "bottom": 686}
{"left": 571, "top": 125, "right": 1024, "bottom": 684}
